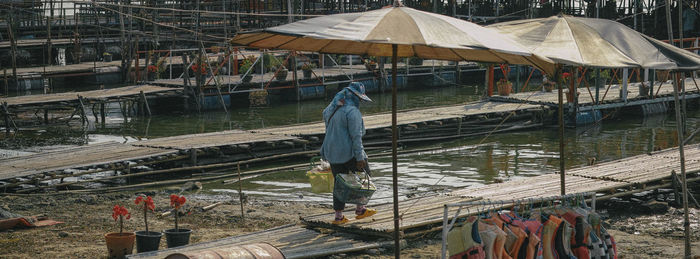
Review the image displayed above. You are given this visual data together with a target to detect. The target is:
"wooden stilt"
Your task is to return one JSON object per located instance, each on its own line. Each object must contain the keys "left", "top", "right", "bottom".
{"left": 2, "top": 102, "right": 9, "bottom": 136}
{"left": 140, "top": 91, "right": 151, "bottom": 116}
{"left": 238, "top": 162, "right": 244, "bottom": 220}
{"left": 78, "top": 96, "right": 87, "bottom": 125}
{"left": 100, "top": 102, "right": 106, "bottom": 126}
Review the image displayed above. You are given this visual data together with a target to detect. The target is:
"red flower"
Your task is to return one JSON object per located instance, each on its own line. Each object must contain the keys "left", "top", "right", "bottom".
{"left": 112, "top": 205, "right": 130, "bottom": 221}
{"left": 135, "top": 196, "right": 155, "bottom": 211}
{"left": 170, "top": 194, "right": 186, "bottom": 209}
{"left": 147, "top": 65, "right": 158, "bottom": 73}
{"left": 563, "top": 72, "right": 571, "bottom": 78}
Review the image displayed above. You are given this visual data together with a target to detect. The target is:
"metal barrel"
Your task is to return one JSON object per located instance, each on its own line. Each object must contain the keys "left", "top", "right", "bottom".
{"left": 165, "top": 243, "right": 285, "bottom": 259}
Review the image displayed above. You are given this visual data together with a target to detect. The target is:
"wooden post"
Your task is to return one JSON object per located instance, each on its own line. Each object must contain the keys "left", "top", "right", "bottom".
{"left": 556, "top": 65, "right": 565, "bottom": 196}
{"left": 487, "top": 65, "right": 494, "bottom": 96}
{"left": 7, "top": 15, "right": 18, "bottom": 89}
{"left": 47, "top": 0, "right": 53, "bottom": 66}
{"left": 2, "top": 102, "right": 9, "bottom": 136}
{"left": 100, "top": 102, "right": 106, "bottom": 128}
{"left": 291, "top": 52, "right": 299, "bottom": 102}
{"left": 144, "top": 50, "right": 151, "bottom": 81}
{"left": 78, "top": 96, "right": 88, "bottom": 125}
{"left": 140, "top": 91, "right": 152, "bottom": 116}
{"left": 622, "top": 68, "right": 628, "bottom": 101}
{"left": 595, "top": 68, "right": 600, "bottom": 104}
{"left": 135, "top": 36, "right": 140, "bottom": 82}
{"left": 190, "top": 148, "right": 197, "bottom": 166}
{"left": 119, "top": 0, "right": 128, "bottom": 83}
{"left": 3, "top": 68, "right": 8, "bottom": 97}
{"left": 43, "top": 109, "right": 49, "bottom": 124}
{"left": 238, "top": 162, "right": 244, "bottom": 220}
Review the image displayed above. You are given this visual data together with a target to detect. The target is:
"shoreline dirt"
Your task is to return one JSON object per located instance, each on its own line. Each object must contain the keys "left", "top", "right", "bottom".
{"left": 1, "top": 190, "right": 699, "bottom": 258}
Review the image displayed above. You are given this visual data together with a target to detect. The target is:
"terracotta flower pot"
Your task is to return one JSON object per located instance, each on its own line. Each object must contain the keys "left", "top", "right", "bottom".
{"left": 497, "top": 82, "right": 512, "bottom": 96}
{"left": 105, "top": 232, "right": 135, "bottom": 258}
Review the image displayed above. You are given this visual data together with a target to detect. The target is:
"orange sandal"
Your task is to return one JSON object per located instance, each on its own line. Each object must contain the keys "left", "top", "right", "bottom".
{"left": 332, "top": 216, "right": 349, "bottom": 225}
{"left": 355, "top": 208, "right": 377, "bottom": 219}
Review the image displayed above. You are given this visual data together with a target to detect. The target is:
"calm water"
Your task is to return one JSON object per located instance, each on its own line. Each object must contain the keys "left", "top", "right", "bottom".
{"left": 206, "top": 111, "right": 700, "bottom": 204}
{"left": 7, "top": 83, "right": 700, "bottom": 204}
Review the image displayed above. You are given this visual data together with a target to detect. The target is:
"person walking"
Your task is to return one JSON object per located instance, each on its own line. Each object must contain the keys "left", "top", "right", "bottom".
{"left": 320, "top": 82, "right": 377, "bottom": 225}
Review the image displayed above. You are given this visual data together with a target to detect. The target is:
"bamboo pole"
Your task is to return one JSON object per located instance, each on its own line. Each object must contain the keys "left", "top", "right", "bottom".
{"left": 238, "top": 162, "right": 244, "bottom": 220}
{"left": 391, "top": 43, "right": 400, "bottom": 259}
{"left": 557, "top": 65, "right": 565, "bottom": 195}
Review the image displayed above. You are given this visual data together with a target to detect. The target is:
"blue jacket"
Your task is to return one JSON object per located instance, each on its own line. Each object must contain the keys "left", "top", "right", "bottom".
{"left": 320, "top": 89, "right": 367, "bottom": 164}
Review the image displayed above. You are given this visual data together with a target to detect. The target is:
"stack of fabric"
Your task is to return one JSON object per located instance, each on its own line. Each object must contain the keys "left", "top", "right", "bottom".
{"left": 448, "top": 204, "right": 617, "bottom": 259}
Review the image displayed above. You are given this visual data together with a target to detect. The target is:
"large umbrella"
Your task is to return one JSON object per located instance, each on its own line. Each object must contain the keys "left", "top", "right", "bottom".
{"left": 488, "top": 14, "right": 700, "bottom": 70}
{"left": 491, "top": 14, "right": 700, "bottom": 258}
{"left": 232, "top": 3, "right": 554, "bottom": 256}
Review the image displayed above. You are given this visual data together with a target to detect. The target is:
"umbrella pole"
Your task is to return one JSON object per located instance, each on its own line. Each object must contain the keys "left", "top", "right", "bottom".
{"left": 391, "top": 44, "right": 400, "bottom": 259}
{"left": 671, "top": 71, "right": 691, "bottom": 259}
{"left": 557, "top": 65, "right": 565, "bottom": 195}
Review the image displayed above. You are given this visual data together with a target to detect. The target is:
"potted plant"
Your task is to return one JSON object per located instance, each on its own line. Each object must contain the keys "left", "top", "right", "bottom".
{"left": 163, "top": 194, "right": 191, "bottom": 248}
{"left": 364, "top": 58, "right": 377, "bottom": 71}
{"left": 496, "top": 78, "right": 513, "bottom": 96}
{"left": 147, "top": 65, "right": 158, "bottom": 81}
{"left": 301, "top": 63, "right": 316, "bottom": 78}
{"left": 105, "top": 205, "right": 134, "bottom": 258}
{"left": 239, "top": 59, "right": 254, "bottom": 83}
{"left": 134, "top": 195, "right": 161, "bottom": 253}
{"left": 275, "top": 61, "right": 288, "bottom": 81}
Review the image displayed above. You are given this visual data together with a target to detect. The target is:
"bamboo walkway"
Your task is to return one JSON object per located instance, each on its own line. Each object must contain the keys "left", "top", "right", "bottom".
{"left": 0, "top": 142, "right": 177, "bottom": 181}
{"left": 301, "top": 143, "right": 699, "bottom": 237}
{"left": 0, "top": 84, "right": 179, "bottom": 108}
{"left": 491, "top": 78, "right": 700, "bottom": 110}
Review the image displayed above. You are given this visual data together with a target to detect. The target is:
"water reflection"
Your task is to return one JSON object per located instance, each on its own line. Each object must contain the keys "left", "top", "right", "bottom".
{"left": 210, "top": 111, "right": 700, "bottom": 203}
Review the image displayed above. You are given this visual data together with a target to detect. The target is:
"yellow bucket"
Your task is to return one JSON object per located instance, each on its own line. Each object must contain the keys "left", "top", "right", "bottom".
{"left": 307, "top": 169, "right": 334, "bottom": 194}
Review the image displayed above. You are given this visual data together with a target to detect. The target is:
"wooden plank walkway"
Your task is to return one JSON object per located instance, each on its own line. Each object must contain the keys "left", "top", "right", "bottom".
{"left": 0, "top": 85, "right": 180, "bottom": 108}
{"left": 0, "top": 142, "right": 177, "bottom": 181}
{"left": 565, "top": 144, "right": 700, "bottom": 184}
{"left": 253, "top": 101, "right": 543, "bottom": 137}
{"left": 10, "top": 60, "right": 122, "bottom": 77}
{"left": 127, "top": 224, "right": 389, "bottom": 259}
{"left": 133, "top": 130, "right": 300, "bottom": 150}
{"left": 491, "top": 78, "right": 700, "bottom": 109}
{"left": 301, "top": 144, "right": 700, "bottom": 236}
{"left": 151, "top": 65, "right": 377, "bottom": 88}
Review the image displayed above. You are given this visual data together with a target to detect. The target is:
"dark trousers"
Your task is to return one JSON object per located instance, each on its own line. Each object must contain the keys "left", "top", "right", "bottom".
{"left": 330, "top": 158, "right": 370, "bottom": 211}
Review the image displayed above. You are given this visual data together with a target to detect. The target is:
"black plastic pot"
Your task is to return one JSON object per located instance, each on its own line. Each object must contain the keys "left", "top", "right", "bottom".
{"left": 135, "top": 231, "right": 162, "bottom": 253}
{"left": 163, "top": 228, "right": 191, "bottom": 248}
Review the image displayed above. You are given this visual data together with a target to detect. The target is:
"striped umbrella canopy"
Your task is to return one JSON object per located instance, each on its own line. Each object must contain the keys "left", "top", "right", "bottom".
{"left": 231, "top": 6, "right": 554, "bottom": 74}
{"left": 489, "top": 15, "right": 700, "bottom": 70}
